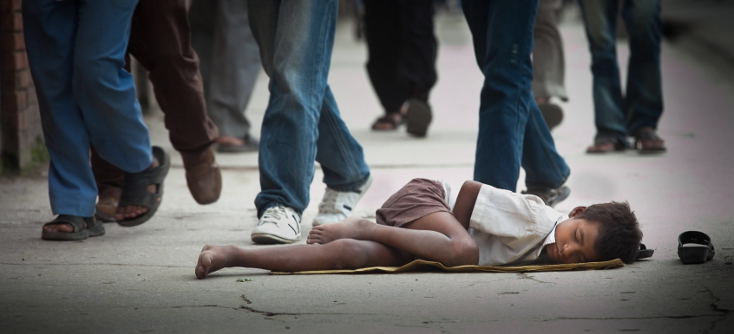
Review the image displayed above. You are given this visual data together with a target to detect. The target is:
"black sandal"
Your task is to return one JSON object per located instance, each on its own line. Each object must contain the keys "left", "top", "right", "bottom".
{"left": 42, "top": 215, "right": 105, "bottom": 241}
{"left": 678, "top": 231, "right": 715, "bottom": 264}
{"left": 635, "top": 243, "right": 654, "bottom": 260}
{"left": 117, "top": 146, "right": 170, "bottom": 227}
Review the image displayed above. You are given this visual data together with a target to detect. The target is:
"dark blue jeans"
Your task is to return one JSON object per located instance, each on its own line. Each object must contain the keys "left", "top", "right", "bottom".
{"left": 462, "top": 0, "right": 570, "bottom": 191}
{"left": 579, "top": 0, "right": 663, "bottom": 142}
{"left": 249, "top": 0, "right": 370, "bottom": 217}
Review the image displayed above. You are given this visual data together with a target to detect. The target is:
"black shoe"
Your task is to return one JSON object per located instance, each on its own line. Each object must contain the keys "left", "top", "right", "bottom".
{"left": 405, "top": 99, "right": 432, "bottom": 138}
{"left": 522, "top": 185, "right": 570, "bottom": 207}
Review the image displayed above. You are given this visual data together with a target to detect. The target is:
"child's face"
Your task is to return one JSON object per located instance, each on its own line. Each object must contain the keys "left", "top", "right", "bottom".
{"left": 545, "top": 217, "right": 602, "bottom": 264}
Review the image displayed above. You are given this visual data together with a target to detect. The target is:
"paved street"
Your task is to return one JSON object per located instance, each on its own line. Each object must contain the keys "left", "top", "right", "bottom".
{"left": 1, "top": 3, "right": 733, "bottom": 333}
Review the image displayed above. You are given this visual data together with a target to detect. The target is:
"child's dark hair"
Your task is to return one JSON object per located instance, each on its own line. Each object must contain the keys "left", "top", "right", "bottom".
{"left": 576, "top": 201, "right": 642, "bottom": 264}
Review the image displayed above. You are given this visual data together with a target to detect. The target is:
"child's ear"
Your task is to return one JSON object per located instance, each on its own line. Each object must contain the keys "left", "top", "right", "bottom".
{"left": 569, "top": 206, "right": 587, "bottom": 218}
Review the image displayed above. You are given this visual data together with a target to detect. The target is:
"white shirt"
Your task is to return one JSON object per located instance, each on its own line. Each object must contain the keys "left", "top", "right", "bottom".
{"left": 443, "top": 181, "right": 567, "bottom": 266}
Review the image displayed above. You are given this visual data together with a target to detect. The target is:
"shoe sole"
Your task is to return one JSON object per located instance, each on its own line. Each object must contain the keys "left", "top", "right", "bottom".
{"left": 94, "top": 211, "right": 116, "bottom": 223}
{"left": 405, "top": 100, "right": 432, "bottom": 137}
{"left": 251, "top": 233, "right": 300, "bottom": 244}
{"left": 678, "top": 246, "right": 709, "bottom": 264}
{"left": 546, "top": 186, "right": 571, "bottom": 207}
{"left": 586, "top": 141, "right": 627, "bottom": 154}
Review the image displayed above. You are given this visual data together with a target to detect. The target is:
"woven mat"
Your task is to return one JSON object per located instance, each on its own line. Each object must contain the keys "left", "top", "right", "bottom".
{"left": 270, "top": 258, "right": 624, "bottom": 275}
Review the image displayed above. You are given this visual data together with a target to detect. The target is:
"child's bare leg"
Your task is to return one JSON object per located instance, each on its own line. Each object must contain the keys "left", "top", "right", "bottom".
{"left": 195, "top": 240, "right": 412, "bottom": 279}
{"left": 308, "top": 212, "right": 479, "bottom": 267}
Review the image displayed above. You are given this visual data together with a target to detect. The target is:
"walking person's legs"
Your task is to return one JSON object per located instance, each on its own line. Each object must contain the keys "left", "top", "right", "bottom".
{"left": 365, "top": 0, "right": 406, "bottom": 130}
{"left": 622, "top": 0, "right": 666, "bottom": 152}
{"left": 248, "top": 0, "right": 371, "bottom": 243}
{"left": 191, "top": 0, "right": 262, "bottom": 153}
{"left": 579, "top": 0, "right": 628, "bottom": 153}
{"left": 533, "top": 0, "right": 567, "bottom": 131}
{"left": 364, "top": 0, "right": 437, "bottom": 137}
{"left": 92, "top": 0, "right": 222, "bottom": 214}
{"left": 24, "top": 0, "right": 167, "bottom": 239}
{"left": 397, "top": 0, "right": 438, "bottom": 137}
{"left": 462, "top": 0, "right": 569, "bottom": 203}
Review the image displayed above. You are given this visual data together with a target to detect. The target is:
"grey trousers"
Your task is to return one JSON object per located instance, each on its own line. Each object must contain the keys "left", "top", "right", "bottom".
{"left": 190, "top": 0, "right": 261, "bottom": 138}
{"left": 532, "top": 0, "right": 568, "bottom": 101}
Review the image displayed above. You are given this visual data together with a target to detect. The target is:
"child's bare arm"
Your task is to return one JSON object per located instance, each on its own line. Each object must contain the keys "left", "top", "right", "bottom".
{"left": 453, "top": 180, "right": 482, "bottom": 229}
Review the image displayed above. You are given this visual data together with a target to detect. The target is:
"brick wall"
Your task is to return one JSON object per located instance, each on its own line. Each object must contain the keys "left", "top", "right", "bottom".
{"left": 1, "top": 0, "right": 43, "bottom": 170}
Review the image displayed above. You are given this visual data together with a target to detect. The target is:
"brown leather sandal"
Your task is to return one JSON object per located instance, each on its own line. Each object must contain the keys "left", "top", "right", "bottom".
{"left": 371, "top": 112, "right": 404, "bottom": 131}
{"left": 633, "top": 127, "right": 666, "bottom": 153}
{"left": 586, "top": 138, "right": 627, "bottom": 154}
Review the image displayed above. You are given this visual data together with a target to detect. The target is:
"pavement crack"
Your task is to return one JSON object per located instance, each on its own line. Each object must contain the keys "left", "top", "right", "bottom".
{"left": 169, "top": 305, "right": 240, "bottom": 311}
{"left": 238, "top": 305, "right": 301, "bottom": 317}
{"left": 703, "top": 286, "right": 731, "bottom": 334}
{"left": 241, "top": 294, "right": 252, "bottom": 304}
{"left": 515, "top": 273, "right": 551, "bottom": 284}
{"left": 550, "top": 315, "right": 715, "bottom": 321}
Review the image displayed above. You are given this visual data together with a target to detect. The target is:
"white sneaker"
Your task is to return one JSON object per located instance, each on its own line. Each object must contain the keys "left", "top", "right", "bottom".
{"left": 312, "top": 175, "right": 373, "bottom": 226}
{"left": 251, "top": 206, "right": 301, "bottom": 244}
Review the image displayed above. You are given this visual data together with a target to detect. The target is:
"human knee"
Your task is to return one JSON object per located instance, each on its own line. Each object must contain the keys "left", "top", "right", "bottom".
{"left": 329, "top": 239, "right": 371, "bottom": 269}
{"left": 446, "top": 238, "right": 479, "bottom": 267}
{"left": 72, "top": 54, "right": 128, "bottom": 88}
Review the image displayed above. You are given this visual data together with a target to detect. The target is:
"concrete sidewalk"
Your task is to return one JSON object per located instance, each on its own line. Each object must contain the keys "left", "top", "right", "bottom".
{"left": 1, "top": 9, "right": 733, "bottom": 333}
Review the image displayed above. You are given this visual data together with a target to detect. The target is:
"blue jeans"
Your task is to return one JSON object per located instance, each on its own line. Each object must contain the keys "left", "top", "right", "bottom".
{"left": 579, "top": 0, "right": 663, "bottom": 142}
{"left": 249, "top": 0, "right": 370, "bottom": 217}
{"left": 23, "top": 0, "right": 152, "bottom": 217}
{"left": 462, "top": 0, "right": 570, "bottom": 191}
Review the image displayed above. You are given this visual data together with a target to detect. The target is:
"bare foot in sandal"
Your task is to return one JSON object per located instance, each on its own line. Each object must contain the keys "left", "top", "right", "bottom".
{"left": 43, "top": 221, "right": 75, "bottom": 233}
{"left": 42, "top": 215, "right": 105, "bottom": 241}
{"left": 306, "top": 217, "right": 375, "bottom": 244}
{"left": 371, "top": 112, "right": 403, "bottom": 131}
{"left": 114, "top": 156, "right": 160, "bottom": 221}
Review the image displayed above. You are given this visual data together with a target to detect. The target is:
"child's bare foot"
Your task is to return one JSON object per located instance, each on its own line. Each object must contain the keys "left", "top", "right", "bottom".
{"left": 196, "top": 245, "right": 242, "bottom": 279}
{"left": 306, "top": 217, "right": 375, "bottom": 244}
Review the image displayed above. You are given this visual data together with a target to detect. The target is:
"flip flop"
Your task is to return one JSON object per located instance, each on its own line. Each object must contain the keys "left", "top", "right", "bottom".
{"left": 41, "top": 215, "right": 105, "bottom": 241}
{"left": 678, "top": 231, "right": 715, "bottom": 264}
{"left": 635, "top": 243, "right": 654, "bottom": 260}
{"left": 371, "top": 112, "right": 404, "bottom": 131}
{"left": 117, "top": 146, "right": 170, "bottom": 227}
{"left": 217, "top": 134, "right": 259, "bottom": 153}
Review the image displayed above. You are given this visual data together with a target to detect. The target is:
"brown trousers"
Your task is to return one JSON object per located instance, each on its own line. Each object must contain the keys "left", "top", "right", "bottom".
{"left": 92, "top": 0, "right": 218, "bottom": 194}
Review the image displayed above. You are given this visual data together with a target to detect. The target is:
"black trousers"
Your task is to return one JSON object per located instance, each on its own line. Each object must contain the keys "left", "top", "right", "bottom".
{"left": 364, "top": 0, "right": 438, "bottom": 114}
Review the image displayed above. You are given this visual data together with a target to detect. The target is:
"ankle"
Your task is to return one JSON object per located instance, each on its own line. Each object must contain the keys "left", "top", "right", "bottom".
{"left": 181, "top": 146, "right": 216, "bottom": 168}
